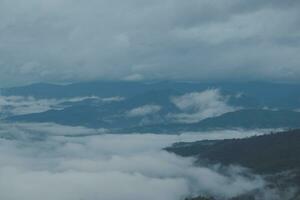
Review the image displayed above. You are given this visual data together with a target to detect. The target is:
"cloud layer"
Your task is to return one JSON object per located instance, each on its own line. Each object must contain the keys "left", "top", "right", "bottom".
{"left": 1, "top": 0, "right": 300, "bottom": 86}
{"left": 170, "top": 89, "right": 237, "bottom": 123}
{"left": 0, "top": 122, "right": 273, "bottom": 200}
{"left": 0, "top": 95, "right": 123, "bottom": 117}
{"left": 127, "top": 104, "right": 161, "bottom": 117}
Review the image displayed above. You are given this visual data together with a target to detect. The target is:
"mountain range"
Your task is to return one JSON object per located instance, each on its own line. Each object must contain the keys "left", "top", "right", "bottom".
{"left": 2, "top": 81, "right": 300, "bottom": 132}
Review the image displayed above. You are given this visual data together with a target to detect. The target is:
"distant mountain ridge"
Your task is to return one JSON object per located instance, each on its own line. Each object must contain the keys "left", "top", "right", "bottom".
{"left": 2, "top": 81, "right": 300, "bottom": 132}
{"left": 121, "top": 109, "right": 300, "bottom": 133}
{"left": 2, "top": 81, "right": 300, "bottom": 109}
{"left": 7, "top": 109, "right": 300, "bottom": 133}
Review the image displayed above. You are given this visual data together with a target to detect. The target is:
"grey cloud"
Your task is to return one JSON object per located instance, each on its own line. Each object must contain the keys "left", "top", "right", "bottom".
{"left": 0, "top": 0, "right": 300, "bottom": 86}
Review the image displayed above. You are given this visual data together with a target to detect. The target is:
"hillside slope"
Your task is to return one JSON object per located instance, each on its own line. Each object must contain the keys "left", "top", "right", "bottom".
{"left": 166, "top": 129, "right": 300, "bottom": 174}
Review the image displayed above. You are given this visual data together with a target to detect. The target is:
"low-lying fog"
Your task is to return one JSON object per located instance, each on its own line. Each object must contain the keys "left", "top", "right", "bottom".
{"left": 0, "top": 122, "right": 275, "bottom": 200}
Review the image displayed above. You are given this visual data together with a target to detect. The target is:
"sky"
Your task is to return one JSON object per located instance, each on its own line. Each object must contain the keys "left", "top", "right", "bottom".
{"left": 1, "top": 0, "right": 300, "bottom": 86}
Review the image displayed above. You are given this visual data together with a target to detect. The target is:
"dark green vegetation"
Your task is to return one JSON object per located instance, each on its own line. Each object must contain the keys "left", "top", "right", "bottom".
{"left": 166, "top": 129, "right": 300, "bottom": 174}
{"left": 167, "top": 130, "right": 300, "bottom": 200}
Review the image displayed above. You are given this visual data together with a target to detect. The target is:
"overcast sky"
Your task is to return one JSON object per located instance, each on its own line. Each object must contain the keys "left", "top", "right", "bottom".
{"left": 1, "top": 0, "right": 300, "bottom": 86}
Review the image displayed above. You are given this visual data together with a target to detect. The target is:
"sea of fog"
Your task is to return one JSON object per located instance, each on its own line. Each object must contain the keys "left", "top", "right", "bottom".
{"left": 0, "top": 122, "right": 279, "bottom": 200}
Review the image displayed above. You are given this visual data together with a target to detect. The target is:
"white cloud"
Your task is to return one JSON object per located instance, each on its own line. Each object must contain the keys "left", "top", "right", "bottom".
{"left": 0, "top": 122, "right": 275, "bottom": 200}
{"left": 127, "top": 104, "right": 161, "bottom": 117}
{"left": 0, "top": 96, "right": 61, "bottom": 116}
{"left": 0, "top": 95, "right": 124, "bottom": 117}
{"left": 102, "top": 96, "right": 125, "bottom": 102}
{"left": 0, "top": 122, "right": 106, "bottom": 138}
{"left": 170, "top": 89, "right": 238, "bottom": 123}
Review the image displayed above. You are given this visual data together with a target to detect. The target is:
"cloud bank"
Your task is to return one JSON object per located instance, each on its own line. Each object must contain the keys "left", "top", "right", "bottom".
{"left": 0, "top": 122, "right": 274, "bottom": 200}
